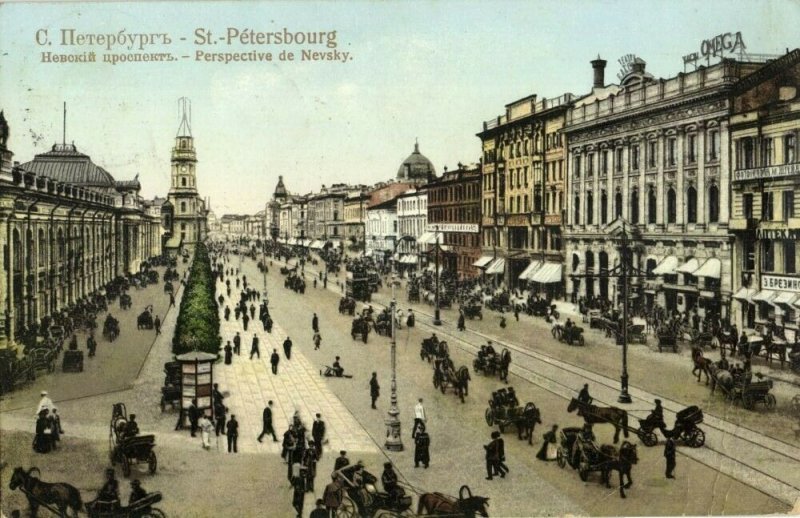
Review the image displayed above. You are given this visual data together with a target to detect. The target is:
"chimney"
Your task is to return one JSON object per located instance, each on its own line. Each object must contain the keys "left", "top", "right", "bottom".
{"left": 591, "top": 55, "right": 607, "bottom": 88}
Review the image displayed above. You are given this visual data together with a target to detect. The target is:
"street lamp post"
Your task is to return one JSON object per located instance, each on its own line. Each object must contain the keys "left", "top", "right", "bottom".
{"left": 433, "top": 225, "right": 442, "bottom": 326}
{"left": 618, "top": 224, "right": 632, "bottom": 404}
{"left": 385, "top": 236, "right": 404, "bottom": 451}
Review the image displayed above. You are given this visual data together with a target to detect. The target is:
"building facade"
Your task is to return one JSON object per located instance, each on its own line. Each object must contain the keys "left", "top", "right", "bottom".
{"left": 425, "top": 164, "right": 482, "bottom": 278}
{"left": 365, "top": 197, "right": 398, "bottom": 262}
{"left": 343, "top": 190, "right": 369, "bottom": 248}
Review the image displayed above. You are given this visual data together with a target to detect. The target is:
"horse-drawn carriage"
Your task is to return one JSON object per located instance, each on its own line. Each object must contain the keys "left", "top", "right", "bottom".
{"left": 339, "top": 296, "right": 357, "bottom": 315}
{"left": 552, "top": 324, "right": 585, "bottom": 346}
{"left": 407, "top": 284, "right": 420, "bottom": 303}
{"left": 485, "top": 399, "right": 541, "bottom": 443}
{"left": 109, "top": 403, "right": 158, "bottom": 477}
{"left": 0, "top": 349, "right": 36, "bottom": 395}
{"left": 420, "top": 336, "right": 448, "bottom": 363}
{"left": 29, "top": 346, "right": 58, "bottom": 374}
{"left": 137, "top": 310, "right": 154, "bottom": 330}
{"left": 103, "top": 315, "right": 120, "bottom": 342}
{"left": 373, "top": 309, "right": 392, "bottom": 337}
{"left": 461, "top": 303, "right": 483, "bottom": 320}
{"left": 473, "top": 347, "right": 510, "bottom": 380}
{"left": 433, "top": 361, "right": 470, "bottom": 403}
{"left": 666, "top": 406, "right": 706, "bottom": 447}
{"left": 351, "top": 316, "right": 370, "bottom": 343}
{"left": 87, "top": 492, "right": 166, "bottom": 518}
{"left": 735, "top": 379, "right": 776, "bottom": 410}
{"left": 657, "top": 327, "right": 678, "bottom": 353}
{"left": 119, "top": 293, "right": 133, "bottom": 310}
{"left": 159, "top": 362, "right": 181, "bottom": 411}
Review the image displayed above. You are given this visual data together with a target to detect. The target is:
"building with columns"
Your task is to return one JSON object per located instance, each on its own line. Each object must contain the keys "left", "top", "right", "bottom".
{"left": 563, "top": 56, "right": 767, "bottom": 319}
{"left": 0, "top": 111, "right": 161, "bottom": 351}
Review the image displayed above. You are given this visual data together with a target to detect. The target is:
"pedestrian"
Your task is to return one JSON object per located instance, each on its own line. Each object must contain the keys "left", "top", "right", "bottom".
{"left": 310, "top": 498, "right": 328, "bottom": 518}
{"left": 497, "top": 432, "right": 509, "bottom": 474}
{"left": 233, "top": 332, "right": 241, "bottom": 355}
{"left": 333, "top": 450, "right": 350, "bottom": 471}
{"left": 283, "top": 336, "right": 293, "bottom": 359}
{"left": 536, "top": 424, "right": 558, "bottom": 461}
{"left": 214, "top": 404, "right": 226, "bottom": 437}
{"left": 407, "top": 309, "right": 415, "bottom": 328}
{"left": 312, "top": 313, "right": 319, "bottom": 333}
{"left": 500, "top": 315, "right": 507, "bottom": 328}
{"left": 291, "top": 463, "right": 306, "bottom": 518}
{"left": 187, "top": 398, "right": 200, "bottom": 437}
{"left": 224, "top": 306, "right": 230, "bottom": 321}
{"left": 323, "top": 474, "right": 344, "bottom": 518}
{"left": 414, "top": 424, "right": 430, "bottom": 468}
{"left": 212, "top": 383, "right": 225, "bottom": 407}
{"left": 457, "top": 311, "right": 466, "bottom": 332}
{"left": 169, "top": 292, "right": 175, "bottom": 307}
{"left": 369, "top": 372, "right": 380, "bottom": 409}
{"left": 282, "top": 428, "right": 296, "bottom": 461}
{"left": 514, "top": 306, "right": 520, "bottom": 321}
{"left": 87, "top": 333, "right": 97, "bottom": 357}
{"left": 242, "top": 312, "right": 250, "bottom": 331}
{"left": 245, "top": 333, "right": 259, "bottom": 359}
{"left": 250, "top": 304, "right": 256, "bottom": 320}
{"left": 664, "top": 436, "right": 676, "bottom": 478}
{"left": 198, "top": 413, "right": 213, "bottom": 450}
{"left": 484, "top": 431, "right": 505, "bottom": 479}
{"left": 312, "top": 413, "right": 326, "bottom": 457}
{"left": 224, "top": 341, "right": 233, "bottom": 365}
{"left": 226, "top": 414, "right": 239, "bottom": 453}
{"left": 257, "top": 401, "right": 278, "bottom": 442}
{"left": 413, "top": 398, "right": 426, "bottom": 438}
{"left": 313, "top": 332, "right": 322, "bottom": 350}
{"left": 270, "top": 349, "right": 280, "bottom": 374}
{"left": 154, "top": 315, "right": 161, "bottom": 335}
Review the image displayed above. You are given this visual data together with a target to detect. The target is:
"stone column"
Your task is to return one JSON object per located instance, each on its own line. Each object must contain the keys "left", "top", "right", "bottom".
{"left": 656, "top": 131, "right": 666, "bottom": 226}
{"left": 622, "top": 143, "right": 630, "bottom": 220}
{"left": 697, "top": 122, "right": 707, "bottom": 227}
{"left": 719, "top": 119, "right": 730, "bottom": 223}
{"left": 579, "top": 150, "right": 587, "bottom": 227}
{"left": 606, "top": 146, "right": 614, "bottom": 223}
{"left": 639, "top": 137, "right": 646, "bottom": 224}
{"left": 592, "top": 151, "right": 600, "bottom": 226}
{"left": 0, "top": 212, "right": 10, "bottom": 346}
{"left": 673, "top": 127, "right": 684, "bottom": 226}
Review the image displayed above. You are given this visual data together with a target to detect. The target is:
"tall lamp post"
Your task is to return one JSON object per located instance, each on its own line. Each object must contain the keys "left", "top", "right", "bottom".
{"left": 618, "top": 224, "right": 632, "bottom": 403}
{"left": 433, "top": 225, "right": 442, "bottom": 326}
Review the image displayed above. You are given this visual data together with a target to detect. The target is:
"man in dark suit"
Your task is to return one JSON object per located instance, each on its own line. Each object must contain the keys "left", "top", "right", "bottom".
{"left": 258, "top": 401, "right": 278, "bottom": 442}
{"left": 187, "top": 398, "right": 200, "bottom": 437}
{"left": 226, "top": 414, "right": 239, "bottom": 453}
{"left": 664, "top": 436, "right": 676, "bottom": 478}
{"left": 250, "top": 334, "right": 260, "bottom": 359}
{"left": 270, "top": 349, "right": 280, "bottom": 374}
{"left": 333, "top": 450, "right": 349, "bottom": 471}
{"left": 283, "top": 336, "right": 293, "bottom": 360}
{"left": 312, "top": 313, "right": 319, "bottom": 333}
{"left": 369, "top": 372, "right": 380, "bottom": 409}
{"left": 312, "top": 413, "right": 325, "bottom": 458}
{"left": 233, "top": 332, "right": 241, "bottom": 355}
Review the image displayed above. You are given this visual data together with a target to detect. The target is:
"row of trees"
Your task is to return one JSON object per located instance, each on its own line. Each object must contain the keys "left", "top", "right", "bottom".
{"left": 172, "top": 243, "right": 221, "bottom": 356}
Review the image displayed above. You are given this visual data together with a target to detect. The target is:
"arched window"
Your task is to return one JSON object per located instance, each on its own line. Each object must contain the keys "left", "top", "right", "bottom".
{"left": 38, "top": 229, "right": 46, "bottom": 267}
{"left": 631, "top": 189, "right": 639, "bottom": 223}
{"left": 648, "top": 187, "right": 657, "bottom": 224}
{"left": 615, "top": 191, "right": 623, "bottom": 218}
{"left": 708, "top": 184, "right": 719, "bottom": 223}
{"left": 601, "top": 190, "right": 608, "bottom": 224}
{"left": 181, "top": 177, "right": 187, "bottom": 187}
{"left": 687, "top": 186, "right": 697, "bottom": 223}
{"left": 587, "top": 192, "right": 594, "bottom": 225}
{"left": 667, "top": 188, "right": 677, "bottom": 224}
{"left": 574, "top": 195, "right": 580, "bottom": 224}
{"left": 181, "top": 201, "right": 187, "bottom": 213}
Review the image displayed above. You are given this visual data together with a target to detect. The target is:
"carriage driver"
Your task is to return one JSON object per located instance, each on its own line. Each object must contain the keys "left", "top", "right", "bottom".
{"left": 94, "top": 468, "right": 121, "bottom": 510}
{"left": 332, "top": 356, "right": 344, "bottom": 377}
{"left": 506, "top": 387, "right": 519, "bottom": 408}
{"left": 485, "top": 341, "right": 496, "bottom": 357}
{"left": 381, "top": 462, "right": 405, "bottom": 505}
{"left": 577, "top": 384, "right": 593, "bottom": 405}
{"left": 128, "top": 479, "right": 148, "bottom": 507}
{"left": 645, "top": 400, "right": 667, "bottom": 432}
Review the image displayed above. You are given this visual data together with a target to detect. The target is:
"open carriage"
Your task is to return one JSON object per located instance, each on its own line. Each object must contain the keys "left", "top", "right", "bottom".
{"left": 109, "top": 403, "right": 158, "bottom": 477}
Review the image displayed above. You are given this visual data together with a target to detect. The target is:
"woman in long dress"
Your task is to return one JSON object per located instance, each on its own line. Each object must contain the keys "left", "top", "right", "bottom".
{"left": 536, "top": 424, "right": 559, "bottom": 461}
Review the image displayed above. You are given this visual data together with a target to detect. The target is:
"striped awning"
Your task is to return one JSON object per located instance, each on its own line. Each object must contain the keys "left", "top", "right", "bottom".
{"left": 752, "top": 290, "right": 776, "bottom": 303}
{"left": 518, "top": 260, "right": 543, "bottom": 280}
{"left": 732, "top": 288, "right": 756, "bottom": 302}
{"left": 485, "top": 258, "right": 506, "bottom": 275}
{"left": 694, "top": 258, "right": 721, "bottom": 278}
{"left": 310, "top": 240, "right": 324, "bottom": 249}
{"left": 652, "top": 256, "right": 679, "bottom": 275}
{"left": 773, "top": 292, "right": 798, "bottom": 306}
{"left": 676, "top": 258, "right": 700, "bottom": 274}
{"left": 473, "top": 255, "right": 494, "bottom": 268}
{"left": 530, "top": 262, "right": 563, "bottom": 284}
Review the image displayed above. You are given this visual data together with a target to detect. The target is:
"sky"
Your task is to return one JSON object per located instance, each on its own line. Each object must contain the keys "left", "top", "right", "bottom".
{"left": 1, "top": 0, "right": 798, "bottom": 215}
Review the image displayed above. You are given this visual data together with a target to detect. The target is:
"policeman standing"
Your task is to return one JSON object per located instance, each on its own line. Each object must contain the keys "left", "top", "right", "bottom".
{"left": 369, "top": 372, "right": 380, "bottom": 409}
{"left": 664, "top": 436, "right": 676, "bottom": 479}
{"left": 414, "top": 424, "right": 430, "bottom": 468}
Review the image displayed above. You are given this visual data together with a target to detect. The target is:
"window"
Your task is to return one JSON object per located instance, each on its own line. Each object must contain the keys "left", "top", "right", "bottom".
{"left": 708, "top": 184, "right": 719, "bottom": 223}
{"left": 740, "top": 137, "right": 755, "bottom": 169}
{"left": 601, "top": 151, "right": 609, "bottom": 175}
{"left": 574, "top": 156, "right": 581, "bottom": 177}
{"left": 181, "top": 177, "right": 187, "bottom": 187}
{"left": 762, "top": 192, "right": 774, "bottom": 221}
{"left": 687, "top": 186, "right": 697, "bottom": 223}
{"left": 615, "top": 191, "right": 623, "bottom": 218}
{"left": 574, "top": 195, "right": 580, "bottom": 224}
{"left": 743, "top": 193, "right": 754, "bottom": 219}
{"left": 181, "top": 201, "right": 186, "bottom": 213}
{"left": 709, "top": 130, "right": 720, "bottom": 160}
{"left": 785, "top": 241, "right": 797, "bottom": 274}
{"left": 615, "top": 148, "right": 623, "bottom": 173}
{"left": 631, "top": 189, "right": 639, "bottom": 223}
{"left": 587, "top": 192, "right": 594, "bottom": 225}
{"left": 743, "top": 240, "right": 755, "bottom": 270}
{"left": 785, "top": 134, "right": 796, "bottom": 164}
{"left": 762, "top": 138, "right": 774, "bottom": 166}
{"left": 587, "top": 154, "right": 594, "bottom": 176}
{"left": 667, "top": 188, "right": 677, "bottom": 224}
{"left": 647, "top": 187, "right": 657, "bottom": 224}
{"left": 631, "top": 145, "right": 640, "bottom": 170}
{"left": 687, "top": 134, "right": 697, "bottom": 163}
{"left": 601, "top": 191, "right": 608, "bottom": 224}
{"left": 648, "top": 141, "right": 657, "bottom": 168}
{"left": 534, "top": 192, "right": 542, "bottom": 212}
{"left": 762, "top": 239, "right": 775, "bottom": 272}
{"left": 784, "top": 191, "right": 795, "bottom": 220}
{"left": 524, "top": 195, "right": 529, "bottom": 212}
{"left": 667, "top": 138, "right": 677, "bottom": 166}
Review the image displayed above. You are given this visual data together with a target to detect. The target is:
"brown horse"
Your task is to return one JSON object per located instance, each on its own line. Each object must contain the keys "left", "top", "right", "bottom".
{"left": 417, "top": 485, "right": 489, "bottom": 517}
{"left": 599, "top": 441, "right": 639, "bottom": 498}
{"left": 691, "top": 346, "right": 713, "bottom": 384}
{"left": 9, "top": 466, "right": 83, "bottom": 517}
{"left": 567, "top": 398, "right": 629, "bottom": 443}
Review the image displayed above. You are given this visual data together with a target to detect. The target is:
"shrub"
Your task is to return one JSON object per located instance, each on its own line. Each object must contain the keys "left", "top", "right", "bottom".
{"left": 172, "top": 244, "right": 221, "bottom": 356}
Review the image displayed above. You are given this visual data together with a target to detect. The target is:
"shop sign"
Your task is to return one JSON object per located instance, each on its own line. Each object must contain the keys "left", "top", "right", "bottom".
{"left": 544, "top": 214, "right": 562, "bottom": 225}
{"left": 734, "top": 162, "right": 800, "bottom": 182}
{"left": 761, "top": 274, "right": 800, "bottom": 292}
{"left": 426, "top": 223, "right": 479, "bottom": 233}
{"left": 683, "top": 31, "right": 746, "bottom": 68}
{"left": 756, "top": 228, "right": 800, "bottom": 240}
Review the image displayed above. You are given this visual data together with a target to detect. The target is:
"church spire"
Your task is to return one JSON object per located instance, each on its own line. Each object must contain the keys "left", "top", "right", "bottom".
{"left": 176, "top": 97, "right": 192, "bottom": 137}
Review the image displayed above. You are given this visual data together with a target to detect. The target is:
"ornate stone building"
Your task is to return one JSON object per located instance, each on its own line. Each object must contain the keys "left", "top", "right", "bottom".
{"left": 0, "top": 112, "right": 161, "bottom": 350}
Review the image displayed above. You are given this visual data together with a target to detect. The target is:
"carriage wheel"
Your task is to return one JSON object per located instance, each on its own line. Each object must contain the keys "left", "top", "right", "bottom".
{"left": 337, "top": 496, "right": 358, "bottom": 518}
{"left": 121, "top": 456, "right": 131, "bottom": 477}
{"left": 485, "top": 408, "right": 494, "bottom": 426}
{"left": 765, "top": 394, "right": 776, "bottom": 410}
{"left": 148, "top": 451, "right": 158, "bottom": 474}
{"left": 687, "top": 428, "right": 705, "bottom": 448}
{"left": 641, "top": 431, "right": 658, "bottom": 447}
{"left": 743, "top": 393, "right": 755, "bottom": 410}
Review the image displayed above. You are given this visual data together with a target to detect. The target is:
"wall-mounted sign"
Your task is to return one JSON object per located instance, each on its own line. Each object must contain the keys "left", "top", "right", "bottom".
{"left": 616, "top": 54, "right": 637, "bottom": 81}
{"left": 756, "top": 228, "right": 800, "bottom": 240}
{"left": 761, "top": 274, "right": 800, "bottom": 293}
{"left": 683, "top": 31, "right": 746, "bottom": 69}
{"left": 427, "top": 223, "right": 479, "bottom": 233}
{"left": 733, "top": 162, "right": 800, "bottom": 182}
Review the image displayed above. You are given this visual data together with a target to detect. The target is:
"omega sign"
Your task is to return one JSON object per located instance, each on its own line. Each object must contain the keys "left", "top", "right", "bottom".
{"left": 761, "top": 274, "right": 800, "bottom": 293}
{"left": 683, "top": 32, "right": 746, "bottom": 67}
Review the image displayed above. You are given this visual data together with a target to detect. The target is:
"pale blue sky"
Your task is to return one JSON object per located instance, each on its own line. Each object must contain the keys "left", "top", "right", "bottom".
{"left": 1, "top": 0, "right": 798, "bottom": 214}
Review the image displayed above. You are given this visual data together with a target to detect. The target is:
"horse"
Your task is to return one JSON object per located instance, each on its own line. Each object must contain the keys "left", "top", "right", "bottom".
{"left": 599, "top": 441, "right": 639, "bottom": 498}
{"left": 9, "top": 466, "right": 83, "bottom": 518}
{"left": 708, "top": 362, "right": 734, "bottom": 398}
{"left": 454, "top": 365, "right": 471, "bottom": 402}
{"left": 691, "top": 346, "right": 713, "bottom": 384}
{"left": 417, "top": 485, "right": 489, "bottom": 517}
{"left": 567, "top": 398, "right": 629, "bottom": 443}
{"left": 511, "top": 402, "right": 541, "bottom": 444}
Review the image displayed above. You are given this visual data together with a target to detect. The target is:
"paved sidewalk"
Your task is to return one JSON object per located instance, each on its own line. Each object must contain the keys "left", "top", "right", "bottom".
{"left": 214, "top": 277, "right": 377, "bottom": 455}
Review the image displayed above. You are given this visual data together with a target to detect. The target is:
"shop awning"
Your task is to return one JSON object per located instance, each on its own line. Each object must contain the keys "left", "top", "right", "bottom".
{"left": 473, "top": 255, "right": 494, "bottom": 268}
{"left": 485, "top": 258, "right": 506, "bottom": 275}
{"left": 694, "top": 258, "right": 721, "bottom": 278}
{"left": 651, "top": 256, "right": 679, "bottom": 275}
{"left": 417, "top": 231, "right": 445, "bottom": 245}
{"left": 530, "top": 262, "right": 563, "bottom": 284}
{"left": 752, "top": 290, "right": 777, "bottom": 303}
{"left": 773, "top": 292, "right": 798, "bottom": 306}
{"left": 676, "top": 258, "right": 700, "bottom": 274}
{"left": 401, "top": 254, "right": 418, "bottom": 264}
{"left": 732, "top": 288, "right": 756, "bottom": 302}
{"left": 392, "top": 252, "right": 401, "bottom": 260}
{"left": 302, "top": 239, "right": 313, "bottom": 247}
{"left": 310, "top": 240, "right": 324, "bottom": 249}
{"left": 518, "top": 260, "right": 543, "bottom": 280}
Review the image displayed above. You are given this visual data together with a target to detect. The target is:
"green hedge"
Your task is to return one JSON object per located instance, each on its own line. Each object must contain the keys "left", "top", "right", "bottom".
{"left": 172, "top": 244, "right": 221, "bottom": 356}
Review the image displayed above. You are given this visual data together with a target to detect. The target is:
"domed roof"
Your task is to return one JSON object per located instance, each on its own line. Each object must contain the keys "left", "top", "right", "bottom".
{"left": 19, "top": 143, "right": 117, "bottom": 188}
{"left": 397, "top": 141, "right": 435, "bottom": 181}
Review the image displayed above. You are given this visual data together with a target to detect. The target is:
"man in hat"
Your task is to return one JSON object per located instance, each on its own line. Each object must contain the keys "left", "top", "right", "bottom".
{"left": 128, "top": 479, "right": 148, "bottom": 507}
{"left": 283, "top": 336, "right": 293, "bottom": 360}
{"left": 250, "top": 334, "right": 260, "bottom": 359}
{"left": 577, "top": 383, "right": 593, "bottom": 405}
{"left": 381, "top": 462, "right": 405, "bottom": 505}
{"left": 312, "top": 313, "right": 319, "bottom": 333}
{"left": 257, "top": 401, "right": 278, "bottom": 442}
{"left": 323, "top": 474, "right": 344, "bottom": 518}
{"left": 95, "top": 468, "right": 121, "bottom": 510}
{"left": 414, "top": 424, "right": 430, "bottom": 468}
{"left": 123, "top": 414, "right": 139, "bottom": 439}
{"left": 369, "top": 372, "right": 380, "bottom": 409}
{"left": 226, "top": 414, "right": 239, "bottom": 453}
{"left": 334, "top": 450, "right": 350, "bottom": 471}
{"left": 312, "top": 413, "right": 326, "bottom": 457}
{"left": 413, "top": 398, "right": 426, "bottom": 438}
{"left": 233, "top": 332, "right": 241, "bottom": 355}
{"left": 664, "top": 436, "right": 677, "bottom": 479}
{"left": 270, "top": 349, "right": 280, "bottom": 374}
{"left": 332, "top": 357, "right": 344, "bottom": 378}
{"left": 310, "top": 498, "right": 328, "bottom": 518}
